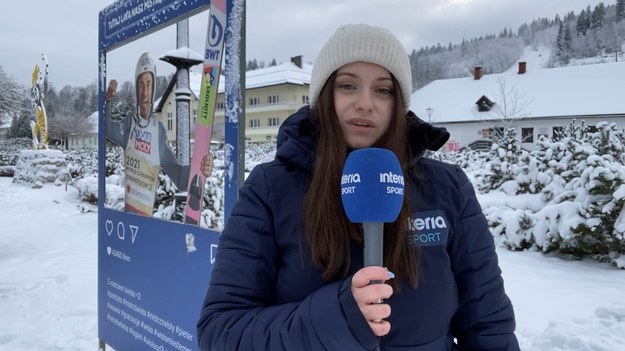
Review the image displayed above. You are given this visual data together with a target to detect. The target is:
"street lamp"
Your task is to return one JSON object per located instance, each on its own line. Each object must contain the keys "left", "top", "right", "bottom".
{"left": 426, "top": 107, "right": 433, "bottom": 124}
{"left": 160, "top": 47, "right": 203, "bottom": 165}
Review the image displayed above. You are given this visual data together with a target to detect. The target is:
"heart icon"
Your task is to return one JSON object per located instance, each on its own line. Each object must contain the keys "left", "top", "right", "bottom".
{"left": 107, "top": 246, "right": 112, "bottom": 255}
{"left": 105, "top": 220, "right": 113, "bottom": 236}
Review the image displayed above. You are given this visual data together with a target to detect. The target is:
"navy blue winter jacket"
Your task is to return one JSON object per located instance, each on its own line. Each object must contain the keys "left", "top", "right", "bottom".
{"left": 197, "top": 106, "right": 519, "bottom": 350}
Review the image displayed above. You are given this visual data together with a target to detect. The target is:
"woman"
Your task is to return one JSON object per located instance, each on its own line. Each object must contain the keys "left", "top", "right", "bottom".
{"left": 197, "top": 24, "right": 519, "bottom": 350}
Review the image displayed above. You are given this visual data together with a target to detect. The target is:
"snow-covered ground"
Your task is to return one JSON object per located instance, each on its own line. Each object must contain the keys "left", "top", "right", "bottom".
{"left": 0, "top": 176, "right": 624, "bottom": 350}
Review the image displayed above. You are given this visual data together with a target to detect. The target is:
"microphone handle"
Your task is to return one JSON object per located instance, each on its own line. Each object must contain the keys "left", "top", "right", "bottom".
{"left": 363, "top": 221, "right": 384, "bottom": 269}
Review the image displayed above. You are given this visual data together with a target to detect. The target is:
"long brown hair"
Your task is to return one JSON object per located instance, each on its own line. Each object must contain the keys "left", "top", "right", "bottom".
{"left": 304, "top": 72, "right": 420, "bottom": 288}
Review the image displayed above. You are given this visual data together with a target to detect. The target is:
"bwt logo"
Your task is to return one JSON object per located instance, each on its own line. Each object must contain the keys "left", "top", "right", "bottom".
{"left": 407, "top": 215, "right": 447, "bottom": 231}
{"left": 207, "top": 13, "right": 224, "bottom": 47}
{"left": 206, "top": 48, "right": 221, "bottom": 61}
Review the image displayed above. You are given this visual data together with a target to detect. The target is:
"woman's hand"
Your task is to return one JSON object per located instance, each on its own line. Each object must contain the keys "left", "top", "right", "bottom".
{"left": 351, "top": 266, "right": 394, "bottom": 336}
{"left": 105, "top": 80, "right": 117, "bottom": 102}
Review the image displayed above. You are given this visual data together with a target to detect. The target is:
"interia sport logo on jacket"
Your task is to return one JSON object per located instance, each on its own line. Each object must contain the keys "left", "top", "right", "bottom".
{"left": 407, "top": 211, "right": 449, "bottom": 247}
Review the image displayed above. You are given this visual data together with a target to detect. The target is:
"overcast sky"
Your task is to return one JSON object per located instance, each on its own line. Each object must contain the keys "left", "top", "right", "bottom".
{"left": 0, "top": 0, "right": 608, "bottom": 89}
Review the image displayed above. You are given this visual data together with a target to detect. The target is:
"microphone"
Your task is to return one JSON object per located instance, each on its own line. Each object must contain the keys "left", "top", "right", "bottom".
{"left": 340, "top": 148, "right": 405, "bottom": 268}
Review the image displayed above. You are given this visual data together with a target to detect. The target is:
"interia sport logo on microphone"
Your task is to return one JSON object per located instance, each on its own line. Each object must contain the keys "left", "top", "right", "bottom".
{"left": 341, "top": 171, "right": 404, "bottom": 195}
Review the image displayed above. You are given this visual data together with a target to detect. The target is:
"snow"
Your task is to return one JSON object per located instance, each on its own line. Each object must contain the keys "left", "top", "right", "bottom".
{"left": 161, "top": 47, "right": 204, "bottom": 62}
{"left": 185, "top": 59, "right": 313, "bottom": 100}
{"left": 1, "top": 169, "right": 624, "bottom": 350}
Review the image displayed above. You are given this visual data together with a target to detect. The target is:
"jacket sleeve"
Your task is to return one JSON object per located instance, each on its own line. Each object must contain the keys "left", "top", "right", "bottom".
{"left": 197, "top": 165, "right": 377, "bottom": 351}
{"left": 449, "top": 166, "right": 520, "bottom": 350}
{"left": 103, "top": 101, "right": 129, "bottom": 148}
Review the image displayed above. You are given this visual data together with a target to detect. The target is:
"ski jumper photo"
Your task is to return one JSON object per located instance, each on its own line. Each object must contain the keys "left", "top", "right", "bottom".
{"left": 104, "top": 52, "right": 212, "bottom": 216}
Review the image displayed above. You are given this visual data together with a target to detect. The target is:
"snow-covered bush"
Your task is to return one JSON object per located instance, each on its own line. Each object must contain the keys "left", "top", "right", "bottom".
{"left": 13, "top": 149, "right": 67, "bottom": 186}
{"left": 4, "top": 117, "right": 624, "bottom": 266}
{"left": 486, "top": 121, "right": 625, "bottom": 266}
{"left": 488, "top": 127, "right": 523, "bottom": 190}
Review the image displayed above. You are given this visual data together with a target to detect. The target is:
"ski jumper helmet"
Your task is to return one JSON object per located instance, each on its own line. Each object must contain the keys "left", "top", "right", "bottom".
{"left": 135, "top": 52, "right": 156, "bottom": 121}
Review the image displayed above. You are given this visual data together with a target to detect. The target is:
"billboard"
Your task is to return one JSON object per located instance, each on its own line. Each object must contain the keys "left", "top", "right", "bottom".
{"left": 97, "top": 0, "right": 242, "bottom": 349}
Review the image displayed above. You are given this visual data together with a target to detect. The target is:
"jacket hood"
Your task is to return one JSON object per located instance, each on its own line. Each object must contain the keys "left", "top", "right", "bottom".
{"left": 275, "top": 106, "right": 450, "bottom": 171}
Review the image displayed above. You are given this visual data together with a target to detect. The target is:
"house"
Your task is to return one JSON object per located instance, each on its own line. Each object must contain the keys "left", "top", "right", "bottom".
{"left": 0, "top": 115, "right": 11, "bottom": 143}
{"left": 410, "top": 57, "right": 625, "bottom": 151}
{"left": 154, "top": 55, "right": 312, "bottom": 144}
{"left": 67, "top": 111, "right": 98, "bottom": 150}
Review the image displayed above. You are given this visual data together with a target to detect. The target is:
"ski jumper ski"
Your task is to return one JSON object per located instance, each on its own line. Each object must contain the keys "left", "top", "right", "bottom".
{"left": 184, "top": 0, "right": 227, "bottom": 225}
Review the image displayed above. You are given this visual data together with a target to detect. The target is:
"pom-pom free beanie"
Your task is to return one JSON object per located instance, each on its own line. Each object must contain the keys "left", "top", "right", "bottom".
{"left": 309, "top": 24, "right": 412, "bottom": 111}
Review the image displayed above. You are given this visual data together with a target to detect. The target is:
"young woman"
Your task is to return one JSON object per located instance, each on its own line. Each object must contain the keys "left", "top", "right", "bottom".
{"left": 197, "top": 24, "right": 519, "bottom": 350}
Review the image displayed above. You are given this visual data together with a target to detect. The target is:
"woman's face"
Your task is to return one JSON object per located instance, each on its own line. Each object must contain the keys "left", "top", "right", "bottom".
{"left": 333, "top": 61, "right": 395, "bottom": 149}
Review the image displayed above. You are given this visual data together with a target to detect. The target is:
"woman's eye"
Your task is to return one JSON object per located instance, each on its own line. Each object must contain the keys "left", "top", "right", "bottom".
{"left": 337, "top": 82, "right": 356, "bottom": 90}
{"left": 377, "top": 87, "right": 393, "bottom": 95}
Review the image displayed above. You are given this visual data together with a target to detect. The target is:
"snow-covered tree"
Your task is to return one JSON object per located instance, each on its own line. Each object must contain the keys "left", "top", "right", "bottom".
{"left": 617, "top": 0, "right": 625, "bottom": 22}
{"left": 0, "top": 66, "right": 24, "bottom": 118}
{"left": 590, "top": 2, "right": 606, "bottom": 30}
{"left": 576, "top": 9, "right": 590, "bottom": 36}
{"left": 555, "top": 21, "right": 573, "bottom": 63}
{"left": 488, "top": 127, "right": 523, "bottom": 190}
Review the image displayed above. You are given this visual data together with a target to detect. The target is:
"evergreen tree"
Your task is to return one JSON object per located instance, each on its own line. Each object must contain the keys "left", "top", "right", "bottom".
{"left": 246, "top": 59, "right": 258, "bottom": 71}
{"left": 8, "top": 102, "right": 33, "bottom": 139}
{"left": 576, "top": 9, "right": 589, "bottom": 36}
{"left": 590, "top": 3, "right": 606, "bottom": 30}
{"left": 488, "top": 127, "right": 522, "bottom": 190}
{"left": 555, "top": 21, "right": 573, "bottom": 64}
{"left": 617, "top": 0, "right": 625, "bottom": 22}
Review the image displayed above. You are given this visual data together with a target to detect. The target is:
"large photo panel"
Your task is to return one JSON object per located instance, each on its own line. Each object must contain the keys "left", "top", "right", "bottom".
{"left": 97, "top": 1, "right": 242, "bottom": 350}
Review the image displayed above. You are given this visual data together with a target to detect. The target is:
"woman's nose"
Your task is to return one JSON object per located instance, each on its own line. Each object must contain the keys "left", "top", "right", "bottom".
{"left": 355, "top": 92, "right": 373, "bottom": 112}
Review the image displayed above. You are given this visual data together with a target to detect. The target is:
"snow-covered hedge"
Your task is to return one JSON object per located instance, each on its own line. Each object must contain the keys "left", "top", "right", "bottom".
{"left": 2, "top": 123, "right": 623, "bottom": 267}
{"left": 434, "top": 120, "right": 625, "bottom": 268}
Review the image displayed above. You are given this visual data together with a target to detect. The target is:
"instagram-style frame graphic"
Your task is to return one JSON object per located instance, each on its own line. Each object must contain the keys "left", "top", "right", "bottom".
{"left": 97, "top": 1, "right": 243, "bottom": 350}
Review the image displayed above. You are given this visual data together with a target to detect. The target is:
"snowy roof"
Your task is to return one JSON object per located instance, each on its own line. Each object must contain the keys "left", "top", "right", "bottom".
{"left": 410, "top": 58, "right": 625, "bottom": 123}
{"left": 229, "top": 61, "right": 313, "bottom": 91}
{"left": 187, "top": 61, "right": 312, "bottom": 97}
{"left": 87, "top": 111, "right": 98, "bottom": 133}
{"left": 155, "top": 60, "right": 311, "bottom": 112}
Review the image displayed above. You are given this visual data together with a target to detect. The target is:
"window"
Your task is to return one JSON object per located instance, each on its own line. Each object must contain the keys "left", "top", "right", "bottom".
{"left": 521, "top": 128, "right": 534, "bottom": 143}
{"left": 475, "top": 95, "right": 494, "bottom": 112}
{"left": 249, "top": 119, "right": 260, "bottom": 128}
{"left": 268, "top": 117, "right": 280, "bottom": 126}
{"left": 167, "top": 112, "right": 173, "bottom": 131}
{"left": 488, "top": 127, "right": 504, "bottom": 140}
{"left": 268, "top": 95, "right": 279, "bottom": 104}
{"left": 249, "top": 97, "right": 260, "bottom": 106}
{"left": 302, "top": 95, "right": 309, "bottom": 104}
{"left": 216, "top": 102, "right": 225, "bottom": 110}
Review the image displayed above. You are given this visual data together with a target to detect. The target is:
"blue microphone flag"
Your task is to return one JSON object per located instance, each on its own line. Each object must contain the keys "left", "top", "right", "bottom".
{"left": 341, "top": 148, "right": 404, "bottom": 223}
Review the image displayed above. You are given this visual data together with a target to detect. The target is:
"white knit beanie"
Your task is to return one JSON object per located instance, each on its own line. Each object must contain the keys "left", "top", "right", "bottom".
{"left": 309, "top": 24, "right": 412, "bottom": 111}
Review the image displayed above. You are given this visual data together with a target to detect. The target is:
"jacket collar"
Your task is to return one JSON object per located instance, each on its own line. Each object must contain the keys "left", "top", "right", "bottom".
{"left": 275, "top": 106, "right": 450, "bottom": 171}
